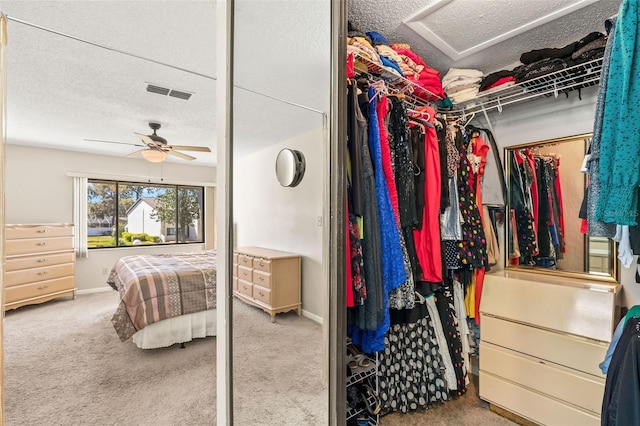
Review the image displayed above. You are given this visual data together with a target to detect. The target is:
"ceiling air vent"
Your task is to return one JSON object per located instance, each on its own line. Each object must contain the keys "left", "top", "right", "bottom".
{"left": 145, "top": 83, "right": 193, "bottom": 101}
{"left": 168, "top": 89, "right": 192, "bottom": 100}
{"left": 146, "top": 84, "right": 171, "bottom": 96}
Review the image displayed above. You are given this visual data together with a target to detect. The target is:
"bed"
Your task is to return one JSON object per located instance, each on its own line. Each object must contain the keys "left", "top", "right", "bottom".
{"left": 107, "top": 250, "right": 217, "bottom": 349}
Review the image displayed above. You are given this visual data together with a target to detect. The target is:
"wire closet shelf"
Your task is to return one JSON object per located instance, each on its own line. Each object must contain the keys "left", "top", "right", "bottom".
{"left": 445, "top": 56, "right": 604, "bottom": 117}
{"left": 351, "top": 52, "right": 443, "bottom": 107}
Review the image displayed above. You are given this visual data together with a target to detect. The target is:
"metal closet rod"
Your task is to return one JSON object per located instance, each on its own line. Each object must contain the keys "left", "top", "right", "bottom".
{"left": 5, "top": 14, "right": 325, "bottom": 116}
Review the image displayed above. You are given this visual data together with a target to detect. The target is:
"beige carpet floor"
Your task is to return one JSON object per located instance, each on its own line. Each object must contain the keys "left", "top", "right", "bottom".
{"left": 3, "top": 291, "right": 326, "bottom": 426}
{"left": 4, "top": 291, "right": 515, "bottom": 425}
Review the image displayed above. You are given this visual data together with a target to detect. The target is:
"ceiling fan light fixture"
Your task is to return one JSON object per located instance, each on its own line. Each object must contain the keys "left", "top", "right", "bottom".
{"left": 141, "top": 149, "right": 168, "bottom": 163}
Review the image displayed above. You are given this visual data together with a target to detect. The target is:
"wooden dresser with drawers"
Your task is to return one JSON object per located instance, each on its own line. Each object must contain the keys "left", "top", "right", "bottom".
{"left": 233, "top": 246, "right": 301, "bottom": 322}
{"left": 4, "top": 224, "right": 76, "bottom": 310}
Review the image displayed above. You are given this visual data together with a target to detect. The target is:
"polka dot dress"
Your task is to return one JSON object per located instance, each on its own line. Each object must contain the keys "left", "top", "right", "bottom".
{"left": 377, "top": 310, "right": 449, "bottom": 414}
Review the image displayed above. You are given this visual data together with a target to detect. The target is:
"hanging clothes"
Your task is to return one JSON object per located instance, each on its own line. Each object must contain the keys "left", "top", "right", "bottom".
{"left": 596, "top": 0, "right": 640, "bottom": 226}
{"left": 350, "top": 87, "right": 407, "bottom": 354}
{"left": 412, "top": 105, "right": 443, "bottom": 283}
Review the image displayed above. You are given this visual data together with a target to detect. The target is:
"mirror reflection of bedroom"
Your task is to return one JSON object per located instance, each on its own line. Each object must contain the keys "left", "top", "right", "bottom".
{"left": 230, "top": 1, "right": 328, "bottom": 423}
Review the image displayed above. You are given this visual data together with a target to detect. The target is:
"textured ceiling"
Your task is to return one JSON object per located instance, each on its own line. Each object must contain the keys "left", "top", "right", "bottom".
{"left": 0, "top": 0, "right": 329, "bottom": 167}
{"left": 349, "top": 0, "right": 621, "bottom": 74}
{"left": 0, "top": 0, "right": 623, "bottom": 168}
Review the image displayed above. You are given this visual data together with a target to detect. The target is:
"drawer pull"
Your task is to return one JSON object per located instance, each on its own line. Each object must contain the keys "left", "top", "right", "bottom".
{"left": 36, "top": 229, "right": 49, "bottom": 234}
{"left": 259, "top": 276, "right": 264, "bottom": 281}
{"left": 258, "top": 291, "right": 264, "bottom": 297}
{"left": 37, "top": 258, "right": 48, "bottom": 263}
{"left": 259, "top": 259, "right": 265, "bottom": 266}
{"left": 36, "top": 242, "right": 48, "bottom": 246}
{"left": 36, "top": 271, "right": 48, "bottom": 276}
{"left": 37, "top": 285, "right": 49, "bottom": 290}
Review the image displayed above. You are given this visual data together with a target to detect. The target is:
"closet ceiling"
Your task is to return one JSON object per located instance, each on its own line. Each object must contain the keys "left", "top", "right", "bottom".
{"left": 0, "top": 0, "right": 620, "bottom": 167}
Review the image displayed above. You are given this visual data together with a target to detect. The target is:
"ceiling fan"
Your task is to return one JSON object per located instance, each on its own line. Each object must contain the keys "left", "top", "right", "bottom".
{"left": 85, "top": 122, "right": 211, "bottom": 162}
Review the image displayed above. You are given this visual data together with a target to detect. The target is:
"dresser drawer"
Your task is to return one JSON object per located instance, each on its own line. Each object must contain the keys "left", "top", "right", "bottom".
{"left": 480, "top": 371, "right": 600, "bottom": 426}
{"left": 5, "top": 224, "right": 73, "bottom": 240}
{"left": 481, "top": 314, "right": 606, "bottom": 377}
{"left": 253, "top": 270, "right": 271, "bottom": 289}
{"left": 237, "top": 265, "right": 252, "bottom": 282}
{"left": 253, "top": 286, "right": 272, "bottom": 305}
{"left": 5, "top": 276, "right": 75, "bottom": 304}
{"left": 253, "top": 257, "right": 272, "bottom": 273}
{"left": 5, "top": 262, "right": 75, "bottom": 287}
{"left": 238, "top": 279, "right": 253, "bottom": 297}
{"left": 238, "top": 254, "right": 253, "bottom": 268}
{"left": 480, "top": 342, "right": 604, "bottom": 414}
{"left": 4, "top": 251, "right": 75, "bottom": 272}
{"left": 6, "top": 236, "right": 73, "bottom": 256}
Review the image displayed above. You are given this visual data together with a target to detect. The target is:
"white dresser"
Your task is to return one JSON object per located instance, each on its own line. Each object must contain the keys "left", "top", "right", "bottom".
{"left": 479, "top": 270, "right": 621, "bottom": 426}
{"left": 233, "top": 246, "right": 301, "bottom": 322}
{"left": 4, "top": 224, "right": 76, "bottom": 310}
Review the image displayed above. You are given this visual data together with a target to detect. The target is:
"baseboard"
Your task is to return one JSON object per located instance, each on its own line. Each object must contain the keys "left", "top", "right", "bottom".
{"left": 302, "top": 309, "right": 323, "bottom": 325}
{"left": 76, "top": 287, "right": 113, "bottom": 295}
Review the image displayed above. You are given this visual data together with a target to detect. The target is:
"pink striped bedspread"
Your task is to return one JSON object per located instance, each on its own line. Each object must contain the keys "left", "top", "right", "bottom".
{"left": 107, "top": 251, "right": 217, "bottom": 341}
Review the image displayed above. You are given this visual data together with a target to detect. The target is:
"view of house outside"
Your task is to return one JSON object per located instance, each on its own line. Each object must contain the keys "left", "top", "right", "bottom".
{"left": 87, "top": 180, "right": 204, "bottom": 248}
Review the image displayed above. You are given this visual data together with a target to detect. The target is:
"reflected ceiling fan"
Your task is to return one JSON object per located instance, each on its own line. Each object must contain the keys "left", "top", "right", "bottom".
{"left": 85, "top": 122, "right": 211, "bottom": 162}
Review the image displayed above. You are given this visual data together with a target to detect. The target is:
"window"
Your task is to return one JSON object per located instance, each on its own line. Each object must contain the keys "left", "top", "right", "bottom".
{"left": 87, "top": 180, "right": 204, "bottom": 249}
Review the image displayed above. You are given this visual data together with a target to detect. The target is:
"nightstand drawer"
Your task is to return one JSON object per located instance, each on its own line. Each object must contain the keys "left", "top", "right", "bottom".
{"left": 5, "top": 251, "right": 75, "bottom": 272}
{"left": 253, "top": 286, "right": 272, "bottom": 305}
{"left": 5, "top": 224, "right": 73, "bottom": 240}
{"left": 5, "top": 263, "right": 74, "bottom": 287}
{"left": 5, "top": 276, "right": 75, "bottom": 303}
{"left": 253, "top": 270, "right": 271, "bottom": 289}
{"left": 253, "top": 257, "right": 272, "bottom": 273}
{"left": 6, "top": 236, "right": 73, "bottom": 256}
{"left": 238, "top": 279, "right": 253, "bottom": 297}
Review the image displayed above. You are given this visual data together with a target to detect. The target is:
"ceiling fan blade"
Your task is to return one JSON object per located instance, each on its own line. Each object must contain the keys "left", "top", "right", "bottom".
{"left": 134, "top": 132, "right": 158, "bottom": 147}
{"left": 168, "top": 145, "right": 211, "bottom": 152}
{"left": 84, "top": 138, "right": 145, "bottom": 147}
{"left": 168, "top": 150, "right": 197, "bottom": 161}
{"left": 126, "top": 149, "right": 147, "bottom": 158}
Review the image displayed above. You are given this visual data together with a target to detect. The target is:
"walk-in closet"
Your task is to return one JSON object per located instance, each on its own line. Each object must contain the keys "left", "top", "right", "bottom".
{"left": 342, "top": 0, "right": 637, "bottom": 424}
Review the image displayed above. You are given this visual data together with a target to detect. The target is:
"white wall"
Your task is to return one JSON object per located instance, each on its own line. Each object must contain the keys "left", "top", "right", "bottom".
{"left": 474, "top": 86, "right": 640, "bottom": 307}
{"left": 5, "top": 144, "right": 215, "bottom": 292}
{"left": 233, "top": 127, "right": 324, "bottom": 321}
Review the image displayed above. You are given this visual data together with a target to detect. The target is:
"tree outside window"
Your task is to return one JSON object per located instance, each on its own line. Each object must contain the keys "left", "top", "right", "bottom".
{"left": 87, "top": 180, "right": 204, "bottom": 248}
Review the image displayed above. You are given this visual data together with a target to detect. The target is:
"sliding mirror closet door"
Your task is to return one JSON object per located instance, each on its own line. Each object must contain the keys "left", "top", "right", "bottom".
{"left": 231, "top": 1, "right": 330, "bottom": 423}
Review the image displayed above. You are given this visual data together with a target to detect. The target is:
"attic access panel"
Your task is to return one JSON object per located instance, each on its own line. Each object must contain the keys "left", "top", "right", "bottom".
{"left": 403, "top": 0, "right": 599, "bottom": 61}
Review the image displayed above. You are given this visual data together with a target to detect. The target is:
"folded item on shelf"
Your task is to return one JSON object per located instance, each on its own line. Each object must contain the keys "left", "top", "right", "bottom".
{"left": 572, "top": 34, "right": 607, "bottom": 59}
{"left": 448, "top": 86, "right": 480, "bottom": 104}
{"left": 446, "top": 81, "right": 480, "bottom": 94}
{"left": 514, "top": 57, "right": 569, "bottom": 82}
{"left": 348, "top": 38, "right": 382, "bottom": 65}
{"left": 442, "top": 68, "right": 483, "bottom": 87}
{"left": 366, "top": 31, "right": 390, "bottom": 46}
{"left": 482, "top": 75, "right": 516, "bottom": 92}
{"left": 479, "top": 69, "right": 516, "bottom": 91}
{"left": 391, "top": 44, "right": 444, "bottom": 100}
{"left": 376, "top": 44, "right": 405, "bottom": 68}
{"left": 520, "top": 41, "right": 578, "bottom": 65}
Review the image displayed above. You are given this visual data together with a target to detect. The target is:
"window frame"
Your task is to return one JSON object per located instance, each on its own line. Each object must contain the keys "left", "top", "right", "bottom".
{"left": 87, "top": 179, "right": 205, "bottom": 249}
